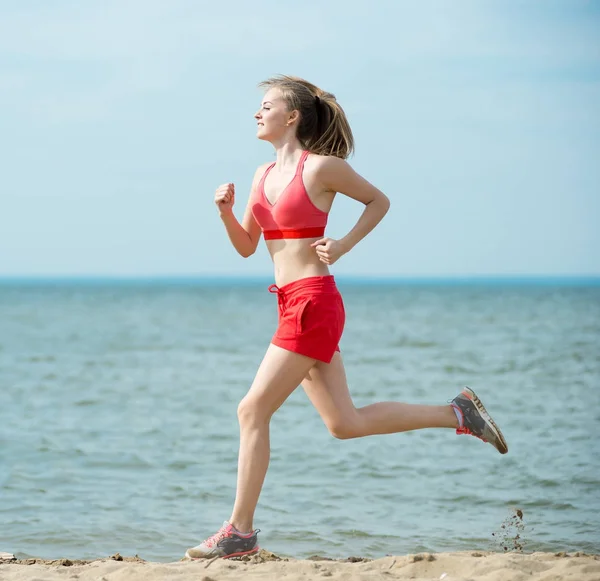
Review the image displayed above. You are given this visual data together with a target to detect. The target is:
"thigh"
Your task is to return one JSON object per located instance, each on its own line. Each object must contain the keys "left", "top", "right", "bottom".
{"left": 243, "top": 343, "right": 318, "bottom": 418}
{"left": 301, "top": 352, "right": 357, "bottom": 428}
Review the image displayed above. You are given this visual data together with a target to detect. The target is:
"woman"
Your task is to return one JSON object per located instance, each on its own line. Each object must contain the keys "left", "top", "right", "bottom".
{"left": 185, "top": 75, "right": 507, "bottom": 560}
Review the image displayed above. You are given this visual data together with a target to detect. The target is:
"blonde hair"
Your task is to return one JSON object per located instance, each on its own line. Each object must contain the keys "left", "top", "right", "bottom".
{"left": 258, "top": 75, "right": 355, "bottom": 159}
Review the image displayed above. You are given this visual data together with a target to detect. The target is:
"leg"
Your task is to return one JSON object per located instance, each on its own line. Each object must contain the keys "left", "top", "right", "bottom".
{"left": 301, "top": 352, "right": 458, "bottom": 439}
{"left": 229, "top": 344, "right": 317, "bottom": 532}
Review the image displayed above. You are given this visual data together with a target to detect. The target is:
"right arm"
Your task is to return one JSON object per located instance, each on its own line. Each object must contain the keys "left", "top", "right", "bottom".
{"left": 215, "top": 166, "right": 265, "bottom": 258}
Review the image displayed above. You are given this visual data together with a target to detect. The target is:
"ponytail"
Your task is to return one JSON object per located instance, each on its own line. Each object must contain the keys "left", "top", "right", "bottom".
{"left": 258, "top": 75, "right": 355, "bottom": 159}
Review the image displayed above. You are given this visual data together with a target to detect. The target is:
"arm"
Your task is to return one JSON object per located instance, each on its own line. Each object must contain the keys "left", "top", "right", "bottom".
{"left": 216, "top": 167, "right": 264, "bottom": 258}
{"left": 311, "top": 156, "right": 390, "bottom": 263}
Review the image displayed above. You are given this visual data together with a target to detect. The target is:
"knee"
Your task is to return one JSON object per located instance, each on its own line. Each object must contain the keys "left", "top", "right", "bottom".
{"left": 328, "top": 421, "right": 361, "bottom": 440}
{"left": 237, "top": 396, "right": 269, "bottom": 428}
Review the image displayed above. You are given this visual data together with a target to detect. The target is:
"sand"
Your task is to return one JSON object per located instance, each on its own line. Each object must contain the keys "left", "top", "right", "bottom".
{"left": 1, "top": 549, "right": 599, "bottom": 581}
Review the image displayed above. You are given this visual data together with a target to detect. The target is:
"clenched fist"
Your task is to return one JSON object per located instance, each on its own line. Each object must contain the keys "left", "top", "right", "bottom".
{"left": 310, "top": 237, "right": 348, "bottom": 265}
{"left": 215, "top": 183, "right": 235, "bottom": 215}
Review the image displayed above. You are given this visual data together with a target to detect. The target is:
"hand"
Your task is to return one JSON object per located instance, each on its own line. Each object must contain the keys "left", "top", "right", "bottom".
{"left": 310, "top": 237, "right": 347, "bottom": 265}
{"left": 215, "top": 183, "right": 235, "bottom": 214}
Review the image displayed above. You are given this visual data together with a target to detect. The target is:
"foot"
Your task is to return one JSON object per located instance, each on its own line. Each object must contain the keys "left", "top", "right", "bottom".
{"left": 450, "top": 387, "right": 508, "bottom": 454}
{"left": 185, "top": 521, "right": 260, "bottom": 560}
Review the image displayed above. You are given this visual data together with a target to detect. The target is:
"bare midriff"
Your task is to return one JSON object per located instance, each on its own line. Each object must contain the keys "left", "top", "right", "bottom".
{"left": 267, "top": 237, "right": 331, "bottom": 287}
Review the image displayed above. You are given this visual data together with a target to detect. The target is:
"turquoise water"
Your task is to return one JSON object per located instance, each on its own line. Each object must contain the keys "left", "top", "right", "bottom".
{"left": 1, "top": 279, "right": 599, "bottom": 562}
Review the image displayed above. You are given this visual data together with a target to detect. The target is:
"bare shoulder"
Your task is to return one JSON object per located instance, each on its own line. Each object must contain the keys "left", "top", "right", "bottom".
{"left": 305, "top": 153, "right": 349, "bottom": 172}
{"left": 256, "top": 161, "right": 273, "bottom": 172}
{"left": 305, "top": 153, "right": 357, "bottom": 184}
{"left": 254, "top": 161, "right": 273, "bottom": 177}
{"left": 250, "top": 161, "right": 273, "bottom": 187}
{"left": 306, "top": 153, "right": 388, "bottom": 206}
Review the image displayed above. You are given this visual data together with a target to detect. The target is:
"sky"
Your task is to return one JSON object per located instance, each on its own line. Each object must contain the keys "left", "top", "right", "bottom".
{"left": 1, "top": 0, "right": 598, "bottom": 278}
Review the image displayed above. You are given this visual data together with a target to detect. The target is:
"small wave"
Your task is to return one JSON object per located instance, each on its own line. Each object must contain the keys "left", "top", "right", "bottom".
{"left": 445, "top": 495, "right": 501, "bottom": 507}
{"left": 355, "top": 471, "right": 396, "bottom": 480}
{"left": 536, "top": 479, "right": 561, "bottom": 488}
{"left": 351, "top": 356, "right": 392, "bottom": 365}
{"left": 74, "top": 399, "right": 99, "bottom": 407}
{"left": 85, "top": 453, "right": 153, "bottom": 470}
{"left": 389, "top": 338, "right": 438, "bottom": 349}
{"left": 443, "top": 364, "right": 476, "bottom": 375}
{"left": 166, "top": 460, "right": 190, "bottom": 471}
{"left": 334, "top": 529, "right": 373, "bottom": 539}
{"left": 506, "top": 499, "right": 578, "bottom": 510}
{"left": 572, "top": 476, "right": 600, "bottom": 486}
{"left": 25, "top": 355, "right": 56, "bottom": 363}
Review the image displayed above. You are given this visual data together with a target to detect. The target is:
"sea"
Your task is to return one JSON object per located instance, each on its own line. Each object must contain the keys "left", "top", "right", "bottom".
{"left": 1, "top": 277, "right": 599, "bottom": 562}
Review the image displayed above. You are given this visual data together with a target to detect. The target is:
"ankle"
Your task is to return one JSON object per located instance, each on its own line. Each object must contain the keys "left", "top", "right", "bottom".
{"left": 450, "top": 403, "right": 462, "bottom": 428}
{"left": 229, "top": 518, "right": 253, "bottom": 534}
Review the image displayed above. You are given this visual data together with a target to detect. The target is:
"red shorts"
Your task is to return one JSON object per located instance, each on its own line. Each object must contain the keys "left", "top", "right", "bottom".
{"left": 268, "top": 275, "right": 345, "bottom": 364}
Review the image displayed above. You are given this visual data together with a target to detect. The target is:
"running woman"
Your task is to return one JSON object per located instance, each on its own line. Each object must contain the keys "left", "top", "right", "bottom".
{"left": 185, "top": 75, "right": 508, "bottom": 560}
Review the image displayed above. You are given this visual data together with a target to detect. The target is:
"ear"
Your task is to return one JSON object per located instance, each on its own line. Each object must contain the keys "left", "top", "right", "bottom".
{"left": 287, "top": 109, "right": 300, "bottom": 126}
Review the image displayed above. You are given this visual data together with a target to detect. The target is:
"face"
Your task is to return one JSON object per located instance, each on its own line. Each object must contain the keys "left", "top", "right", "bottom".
{"left": 254, "top": 88, "right": 298, "bottom": 141}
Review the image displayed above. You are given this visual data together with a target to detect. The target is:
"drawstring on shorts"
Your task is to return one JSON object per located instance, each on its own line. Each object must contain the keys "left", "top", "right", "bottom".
{"left": 268, "top": 284, "right": 286, "bottom": 314}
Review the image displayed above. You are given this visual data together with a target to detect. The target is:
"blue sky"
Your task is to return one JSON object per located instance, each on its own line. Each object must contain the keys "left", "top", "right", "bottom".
{"left": 1, "top": 0, "right": 598, "bottom": 277}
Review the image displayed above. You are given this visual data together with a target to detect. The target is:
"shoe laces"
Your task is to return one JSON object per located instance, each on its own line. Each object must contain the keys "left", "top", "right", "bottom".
{"left": 203, "top": 524, "right": 231, "bottom": 548}
{"left": 456, "top": 425, "right": 488, "bottom": 443}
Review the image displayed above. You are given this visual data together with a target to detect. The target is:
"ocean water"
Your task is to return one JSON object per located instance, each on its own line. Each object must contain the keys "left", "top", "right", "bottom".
{"left": 1, "top": 278, "right": 599, "bottom": 562}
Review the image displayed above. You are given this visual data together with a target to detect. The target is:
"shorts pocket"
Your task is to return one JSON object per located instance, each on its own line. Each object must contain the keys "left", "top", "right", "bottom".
{"left": 295, "top": 298, "right": 312, "bottom": 335}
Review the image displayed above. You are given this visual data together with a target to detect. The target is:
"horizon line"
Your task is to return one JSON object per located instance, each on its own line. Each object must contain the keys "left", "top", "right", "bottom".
{"left": 1, "top": 274, "right": 599, "bottom": 286}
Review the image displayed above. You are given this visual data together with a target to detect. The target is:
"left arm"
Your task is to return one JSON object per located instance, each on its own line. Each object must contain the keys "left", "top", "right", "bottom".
{"left": 311, "top": 156, "right": 390, "bottom": 264}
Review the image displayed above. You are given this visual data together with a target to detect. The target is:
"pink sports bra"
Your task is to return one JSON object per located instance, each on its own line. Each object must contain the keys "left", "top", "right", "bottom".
{"left": 251, "top": 150, "right": 328, "bottom": 240}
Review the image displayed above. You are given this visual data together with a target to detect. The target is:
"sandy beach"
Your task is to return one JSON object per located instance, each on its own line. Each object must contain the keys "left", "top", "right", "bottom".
{"left": 1, "top": 549, "right": 598, "bottom": 581}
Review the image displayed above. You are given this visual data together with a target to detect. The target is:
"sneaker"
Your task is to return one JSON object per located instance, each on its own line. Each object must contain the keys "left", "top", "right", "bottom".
{"left": 450, "top": 387, "right": 508, "bottom": 454}
{"left": 185, "top": 521, "right": 260, "bottom": 560}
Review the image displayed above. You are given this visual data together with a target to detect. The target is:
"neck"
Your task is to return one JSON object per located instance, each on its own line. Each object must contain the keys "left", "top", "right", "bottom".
{"left": 270, "top": 138, "right": 304, "bottom": 170}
